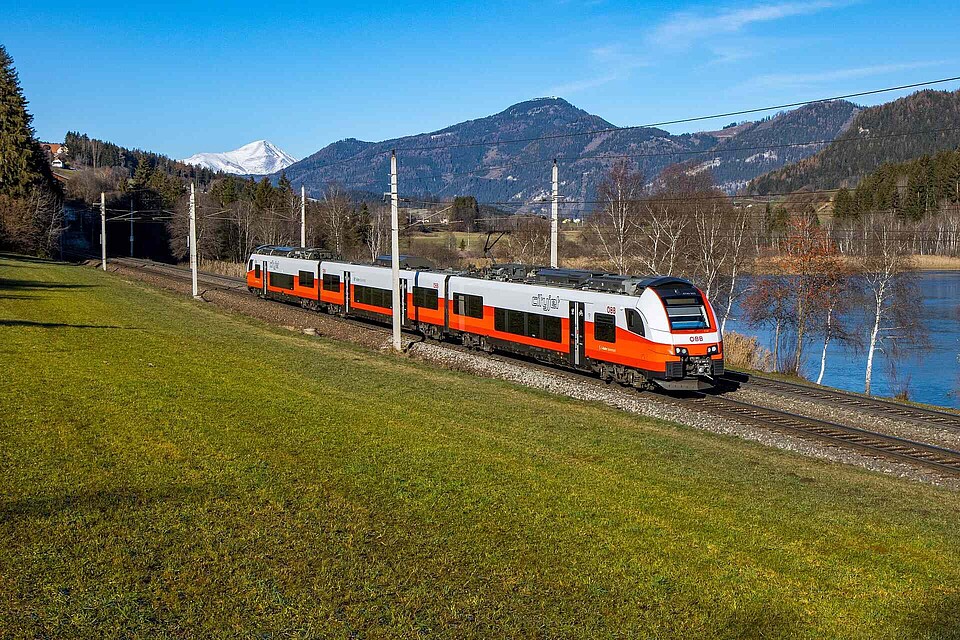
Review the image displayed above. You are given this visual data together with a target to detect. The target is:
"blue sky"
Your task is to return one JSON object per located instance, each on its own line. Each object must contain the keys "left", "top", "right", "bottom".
{"left": 4, "top": 0, "right": 959, "bottom": 160}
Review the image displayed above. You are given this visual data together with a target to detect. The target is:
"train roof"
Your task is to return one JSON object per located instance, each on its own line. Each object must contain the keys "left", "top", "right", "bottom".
{"left": 464, "top": 263, "right": 693, "bottom": 296}
{"left": 253, "top": 245, "right": 340, "bottom": 260}
{"left": 252, "top": 248, "right": 694, "bottom": 297}
{"left": 375, "top": 254, "right": 436, "bottom": 270}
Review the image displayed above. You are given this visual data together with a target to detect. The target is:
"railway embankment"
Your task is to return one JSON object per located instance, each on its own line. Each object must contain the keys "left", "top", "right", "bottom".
{"left": 104, "top": 256, "right": 960, "bottom": 487}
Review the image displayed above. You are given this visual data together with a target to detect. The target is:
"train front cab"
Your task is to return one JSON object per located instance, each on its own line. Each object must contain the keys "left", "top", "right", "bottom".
{"left": 650, "top": 284, "right": 723, "bottom": 391}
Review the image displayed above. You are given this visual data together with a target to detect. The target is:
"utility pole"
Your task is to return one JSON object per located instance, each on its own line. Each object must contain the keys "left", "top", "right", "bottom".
{"left": 551, "top": 159, "right": 559, "bottom": 268}
{"left": 129, "top": 196, "right": 134, "bottom": 257}
{"left": 100, "top": 192, "right": 106, "bottom": 271}
{"left": 189, "top": 183, "right": 199, "bottom": 299}
{"left": 300, "top": 185, "right": 307, "bottom": 247}
{"left": 390, "top": 150, "right": 401, "bottom": 351}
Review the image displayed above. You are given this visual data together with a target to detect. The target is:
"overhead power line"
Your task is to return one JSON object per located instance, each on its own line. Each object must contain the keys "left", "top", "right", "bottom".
{"left": 396, "top": 76, "right": 960, "bottom": 152}
{"left": 207, "top": 76, "right": 959, "bottom": 181}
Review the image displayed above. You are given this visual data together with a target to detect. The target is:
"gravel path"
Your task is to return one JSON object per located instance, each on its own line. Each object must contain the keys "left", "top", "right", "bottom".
{"left": 105, "top": 262, "right": 960, "bottom": 489}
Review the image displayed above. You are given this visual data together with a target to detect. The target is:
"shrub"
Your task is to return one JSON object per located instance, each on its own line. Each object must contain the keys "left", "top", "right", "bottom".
{"left": 722, "top": 331, "right": 773, "bottom": 372}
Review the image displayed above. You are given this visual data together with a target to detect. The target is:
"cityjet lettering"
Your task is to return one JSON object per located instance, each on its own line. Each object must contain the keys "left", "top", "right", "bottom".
{"left": 531, "top": 293, "right": 561, "bottom": 310}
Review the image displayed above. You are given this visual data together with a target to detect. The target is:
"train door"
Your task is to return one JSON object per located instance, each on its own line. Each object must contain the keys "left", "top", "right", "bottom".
{"left": 569, "top": 301, "right": 585, "bottom": 367}
{"left": 399, "top": 279, "right": 410, "bottom": 327}
{"left": 344, "top": 271, "right": 351, "bottom": 312}
{"left": 261, "top": 260, "right": 268, "bottom": 296}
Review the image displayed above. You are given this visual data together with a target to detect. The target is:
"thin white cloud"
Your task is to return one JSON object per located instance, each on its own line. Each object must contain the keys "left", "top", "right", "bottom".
{"left": 650, "top": 0, "right": 846, "bottom": 49}
{"left": 542, "top": 45, "right": 649, "bottom": 96}
{"left": 545, "top": 73, "right": 621, "bottom": 96}
{"left": 542, "top": 1, "right": 851, "bottom": 96}
{"left": 743, "top": 60, "right": 950, "bottom": 90}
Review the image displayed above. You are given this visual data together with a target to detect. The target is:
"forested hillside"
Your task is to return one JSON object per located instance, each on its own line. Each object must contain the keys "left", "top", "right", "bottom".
{"left": 832, "top": 149, "right": 960, "bottom": 220}
{"left": 750, "top": 89, "right": 960, "bottom": 194}
{"left": 65, "top": 132, "right": 218, "bottom": 184}
{"left": 279, "top": 97, "right": 856, "bottom": 205}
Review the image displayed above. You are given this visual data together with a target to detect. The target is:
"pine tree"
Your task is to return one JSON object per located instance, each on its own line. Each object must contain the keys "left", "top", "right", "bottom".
{"left": 832, "top": 187, "right": 855, "bottom": 219}
{"left": 132, "top": 160, "right": 153, "bottom": 189}
{"left": 0, "top": 45, "right": 56, "bottom": 199}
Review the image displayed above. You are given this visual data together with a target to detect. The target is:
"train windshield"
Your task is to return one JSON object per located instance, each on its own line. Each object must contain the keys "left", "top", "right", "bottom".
{"left": 662, "top": 295, "right": 710, "bottom": 330}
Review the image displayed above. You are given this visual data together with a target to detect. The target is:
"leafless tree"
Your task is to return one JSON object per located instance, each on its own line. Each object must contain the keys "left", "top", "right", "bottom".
{"left": 812, "top": 255, "right": 860, "bottom": 385}
{"left": 317, "top": 182, "right": 355, "bottom": 257}
{"left": 718, "top": 207, "right": 752, "bottom": 334}
{"left": 500, "top": 215, "right": 551, "bottom": 265}
{"left": 743, "top": 270, "right": 794, "bottom": 372}
{"left": 229, "top": 198, "right": 257, "bottom": 261}
{"left": 365, "top": 203, "right": 390, "bottom": 262}
{"left": 860, "top": 215, "right": 928, "bottom": 395}
{"left": 635, "top": 198, "right": 688, "bottom": 275}
{"left": 590, "top": 160, "right": 645, "bottom": 274}
{"left": 0, "top": 186, "right": 63, "bottom": 257}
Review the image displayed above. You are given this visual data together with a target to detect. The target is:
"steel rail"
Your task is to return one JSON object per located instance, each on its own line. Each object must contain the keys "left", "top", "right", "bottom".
{"left": 696, "top": 394, "right": 960, "bottom": 477}
{"left": 729, "top": 372, "right": 960, "bottom": 432}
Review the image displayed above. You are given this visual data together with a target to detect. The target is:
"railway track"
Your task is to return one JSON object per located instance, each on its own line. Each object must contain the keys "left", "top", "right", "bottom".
{"left": 730, "top": 372, "right": 960, "bottom": 433}
{"left": 99, "top": 256, "right": 960, "bottom": 479}
{"left": 112, "top": 257, "right": 248, "bottom": 291}
{"left": 693, "top": 394, "right": 960, "bottom": 477}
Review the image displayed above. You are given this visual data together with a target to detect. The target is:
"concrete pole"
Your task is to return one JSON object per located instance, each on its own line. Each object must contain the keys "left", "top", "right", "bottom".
{"left": 390, "top": 150, "right": 401, "bottom": 351}
{"left": 100, "top": 192, "right": 106, "bottom": 271}
{"left": 551, "top": 159, "right": 559, "bottom": 268}
{"left": 189, "top": 183, "right": 199, "bottom": 298}
{"left": 129, "top": 196, "right": 134, "bottom": 257}
{"left": 300, "top": 185, "right": 307, "bottom": 247}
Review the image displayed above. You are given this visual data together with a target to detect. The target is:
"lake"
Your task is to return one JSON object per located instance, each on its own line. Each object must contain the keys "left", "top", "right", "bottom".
{"left": 724, "top": 270, "right": 960, "bottom": 409}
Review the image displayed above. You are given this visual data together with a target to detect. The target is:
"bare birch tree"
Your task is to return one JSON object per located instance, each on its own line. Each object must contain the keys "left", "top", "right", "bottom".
{"left": 860, "top": 215, "right": 927, "bottom": 395}
{"left": 590, "top": 160, "right": 645, "bottom": 274}
{"left": 719, "top": 207, "right": 752, "bottom": 334}
{"left": 365, "top": 203, "right": 390, "bottom": 262}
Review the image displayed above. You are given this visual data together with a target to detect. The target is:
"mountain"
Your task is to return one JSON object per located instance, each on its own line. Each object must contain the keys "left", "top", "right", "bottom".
{"left": 749, "top": 89, "right": 960, "bottom": 194}
{"left": 182, "top": 140, "right": 296, "bottom": 176}
{"left": 277, "top": 97, "right": 857, "bottom": 207}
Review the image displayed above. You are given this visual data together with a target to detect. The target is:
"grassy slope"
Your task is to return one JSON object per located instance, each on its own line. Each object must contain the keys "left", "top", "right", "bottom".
{"left": 1, "top": 254, "right": 959, "bottom": 639}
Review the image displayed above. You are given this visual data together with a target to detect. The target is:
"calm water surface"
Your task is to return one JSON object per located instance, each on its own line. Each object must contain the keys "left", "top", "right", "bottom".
{"left": 724, "top": 271, "right": 960, "bottom": 409}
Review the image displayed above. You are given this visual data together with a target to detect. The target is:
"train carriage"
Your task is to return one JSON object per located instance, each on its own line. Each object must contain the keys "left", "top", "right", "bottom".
{"left": 246, "top": 246, "right": 723, "bottom": 391}
{"left": 247, "top": 247, "right": 320, "bottom": 304}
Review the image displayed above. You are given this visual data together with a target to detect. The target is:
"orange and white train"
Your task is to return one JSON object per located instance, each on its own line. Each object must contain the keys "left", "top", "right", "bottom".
{"left": 246, "top": 246, "right": 724, "bottom": 391}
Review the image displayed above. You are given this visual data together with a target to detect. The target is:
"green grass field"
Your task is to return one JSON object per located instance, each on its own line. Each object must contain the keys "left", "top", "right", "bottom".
{"left": 2, "top": 254, "right": 960, "bottom": 638}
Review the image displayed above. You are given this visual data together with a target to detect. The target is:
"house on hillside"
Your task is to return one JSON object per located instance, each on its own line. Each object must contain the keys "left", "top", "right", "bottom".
{"left": 40, "top": 143, "right": 68, "bottom": 167}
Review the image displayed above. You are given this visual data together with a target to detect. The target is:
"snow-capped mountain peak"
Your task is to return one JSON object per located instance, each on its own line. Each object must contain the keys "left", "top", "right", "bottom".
{"left": 181, "top": 140, "right": 297, "bottom": 176}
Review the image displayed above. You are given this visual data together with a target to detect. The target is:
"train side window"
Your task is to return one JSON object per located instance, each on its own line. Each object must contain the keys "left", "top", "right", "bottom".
{"left": 299, "top": 271, "right": 314, "bottom": 288}
{"left": 543, "top": 315, "right": 562, "bottom": 342}
{"left": 254, "top": 264, "right": 260, "bottom": 278}
{"left": 594, "top": 313, "right": 616, "bottom": 343}
{"left": 625, "top": 309, "right": 645, "bottom": 336}
{"left": 454, "top": 293, "right": 483, "bottom": 318}
{"left": 322, "top": 274, "right": 340, "bottom": 292}
{"left": 494, "top": 308, "right": 507, "bottom": 331}
{"left": 413, "top": 286, "right": 439, "bottom": 310}
{"left": 269, "top": 272, "right": 295, "bottom": 290}
{"left": 248, "top": 260, "right": 253, "bottom": 271}
{"left": 507, "top": 309, "right": 525, "bottom": 335}
{"left": 354, "top": 285, "right": 392, "bottom": 309}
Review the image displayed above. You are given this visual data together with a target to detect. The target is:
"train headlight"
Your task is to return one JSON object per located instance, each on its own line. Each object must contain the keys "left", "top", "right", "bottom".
{"left": 674, "top": 347, "right": 688, "bottom": 356}
{"left": 707, "top": 345, "right": 718, "bottom": 355}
